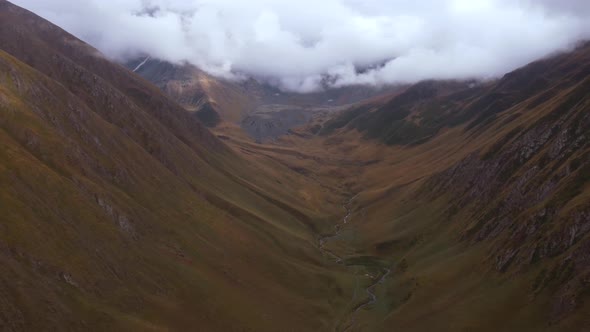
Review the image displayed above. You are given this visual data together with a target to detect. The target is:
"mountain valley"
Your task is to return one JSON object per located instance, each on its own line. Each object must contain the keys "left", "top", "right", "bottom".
{"left": 1, "top": 1, "right": 590, "bottom": 331}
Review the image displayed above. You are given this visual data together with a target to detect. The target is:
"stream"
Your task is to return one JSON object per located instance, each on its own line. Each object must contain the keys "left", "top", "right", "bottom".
{"left": 318, "top": 195, "right": 391, "bottom": 331}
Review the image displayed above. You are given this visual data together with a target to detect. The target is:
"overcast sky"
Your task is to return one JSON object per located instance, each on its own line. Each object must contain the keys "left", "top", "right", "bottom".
{"left": 12, "top": 0, "right": 590, "bottom": 92}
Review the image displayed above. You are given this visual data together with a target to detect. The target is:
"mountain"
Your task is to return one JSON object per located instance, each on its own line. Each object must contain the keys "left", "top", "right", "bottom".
{"left": 127, "top": 58, "right": 399, "bottom": 141}
{"left": 126, "top": 57, "right": 257, "bottom": 126}
{"left": 281, "top": 42, "right": 590, "bottom": 331}
{"left": 1, "top": 0, "right": 590, "bottom": 331}
{"left": 0, "top": 1, "right": 355, "bottom": 331}
{"left": 321, "top": 44, "right": 590, "bottom": 147}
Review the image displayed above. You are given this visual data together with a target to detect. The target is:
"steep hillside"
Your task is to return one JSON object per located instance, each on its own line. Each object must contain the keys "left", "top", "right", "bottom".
{"left": 323, "top": 45, "right": 590, "bottom": 147}
{"left": 213, "top": 42, "right": 590, "bottom": 331}
{"left": 0, "top": 1, "right": 355, "bottom": 331}
{"left": 283, "top": 42, "right": 590, "bottom": 331}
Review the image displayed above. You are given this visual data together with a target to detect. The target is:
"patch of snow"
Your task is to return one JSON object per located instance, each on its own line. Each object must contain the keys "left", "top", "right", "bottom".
{"left": 133, "top": 56, "right": 150, "bottom": 72}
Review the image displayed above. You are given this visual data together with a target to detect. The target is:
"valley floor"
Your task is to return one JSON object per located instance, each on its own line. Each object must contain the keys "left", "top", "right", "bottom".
{"left": 214, "top": 104, "right": 590, "bottom": 331}
{"left": 215, "top": 123, "right": 400, "bottom": 331}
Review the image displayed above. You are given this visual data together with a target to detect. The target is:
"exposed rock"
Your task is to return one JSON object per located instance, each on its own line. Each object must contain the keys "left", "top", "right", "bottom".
{"left": 96, "top": 196, "right": 136, "bottom": 236}
{"left": 61, "top": 273, "right": 79, "bottom": 288}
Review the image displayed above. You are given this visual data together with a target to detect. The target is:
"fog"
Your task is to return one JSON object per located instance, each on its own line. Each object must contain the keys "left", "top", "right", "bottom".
{"left": 13, "top": 0, "right": 590, "bottom": 92}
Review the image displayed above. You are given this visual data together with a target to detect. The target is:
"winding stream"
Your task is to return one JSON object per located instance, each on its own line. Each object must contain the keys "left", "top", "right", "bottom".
{"left": 318, "top": 195, "right": 391, "bottom": 331}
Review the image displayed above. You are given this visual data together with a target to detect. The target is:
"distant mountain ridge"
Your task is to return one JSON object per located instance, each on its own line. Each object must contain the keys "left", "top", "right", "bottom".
{"left": 126, "top": 57, "right": 400, "bottom": 126}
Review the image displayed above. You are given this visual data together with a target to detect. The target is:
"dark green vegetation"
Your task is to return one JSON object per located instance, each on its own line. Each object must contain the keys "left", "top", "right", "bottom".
{"left": 1, "top": 0, "right": 590, "bottom": 331}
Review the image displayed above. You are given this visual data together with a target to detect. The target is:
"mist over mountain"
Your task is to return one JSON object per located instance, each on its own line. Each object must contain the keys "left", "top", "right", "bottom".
{"left": 12, "top": 0, "right": 590, "bottom": 92}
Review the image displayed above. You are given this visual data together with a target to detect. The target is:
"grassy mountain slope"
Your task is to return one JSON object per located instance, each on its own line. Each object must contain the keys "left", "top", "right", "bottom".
{"left": 322, "top": 44, "right": 590, "bottom": 147}
{"left": 0, "top": 1, "right": 355, "bottom": 330}
{"left": 223, "top": 43, "right": 590, "bottom": 331}
{"left": 297, "top": 43, "right": 590, "bottom": 331}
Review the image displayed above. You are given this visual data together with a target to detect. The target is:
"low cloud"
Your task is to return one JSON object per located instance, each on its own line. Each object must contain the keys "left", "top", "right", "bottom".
{"left": 13, "top": 0, "right": 590, "bottom": 92}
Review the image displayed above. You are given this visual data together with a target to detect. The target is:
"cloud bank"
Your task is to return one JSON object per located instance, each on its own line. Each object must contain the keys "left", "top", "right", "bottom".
{"left": 13, "top": 0, "right": 590, "bottom": 92}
